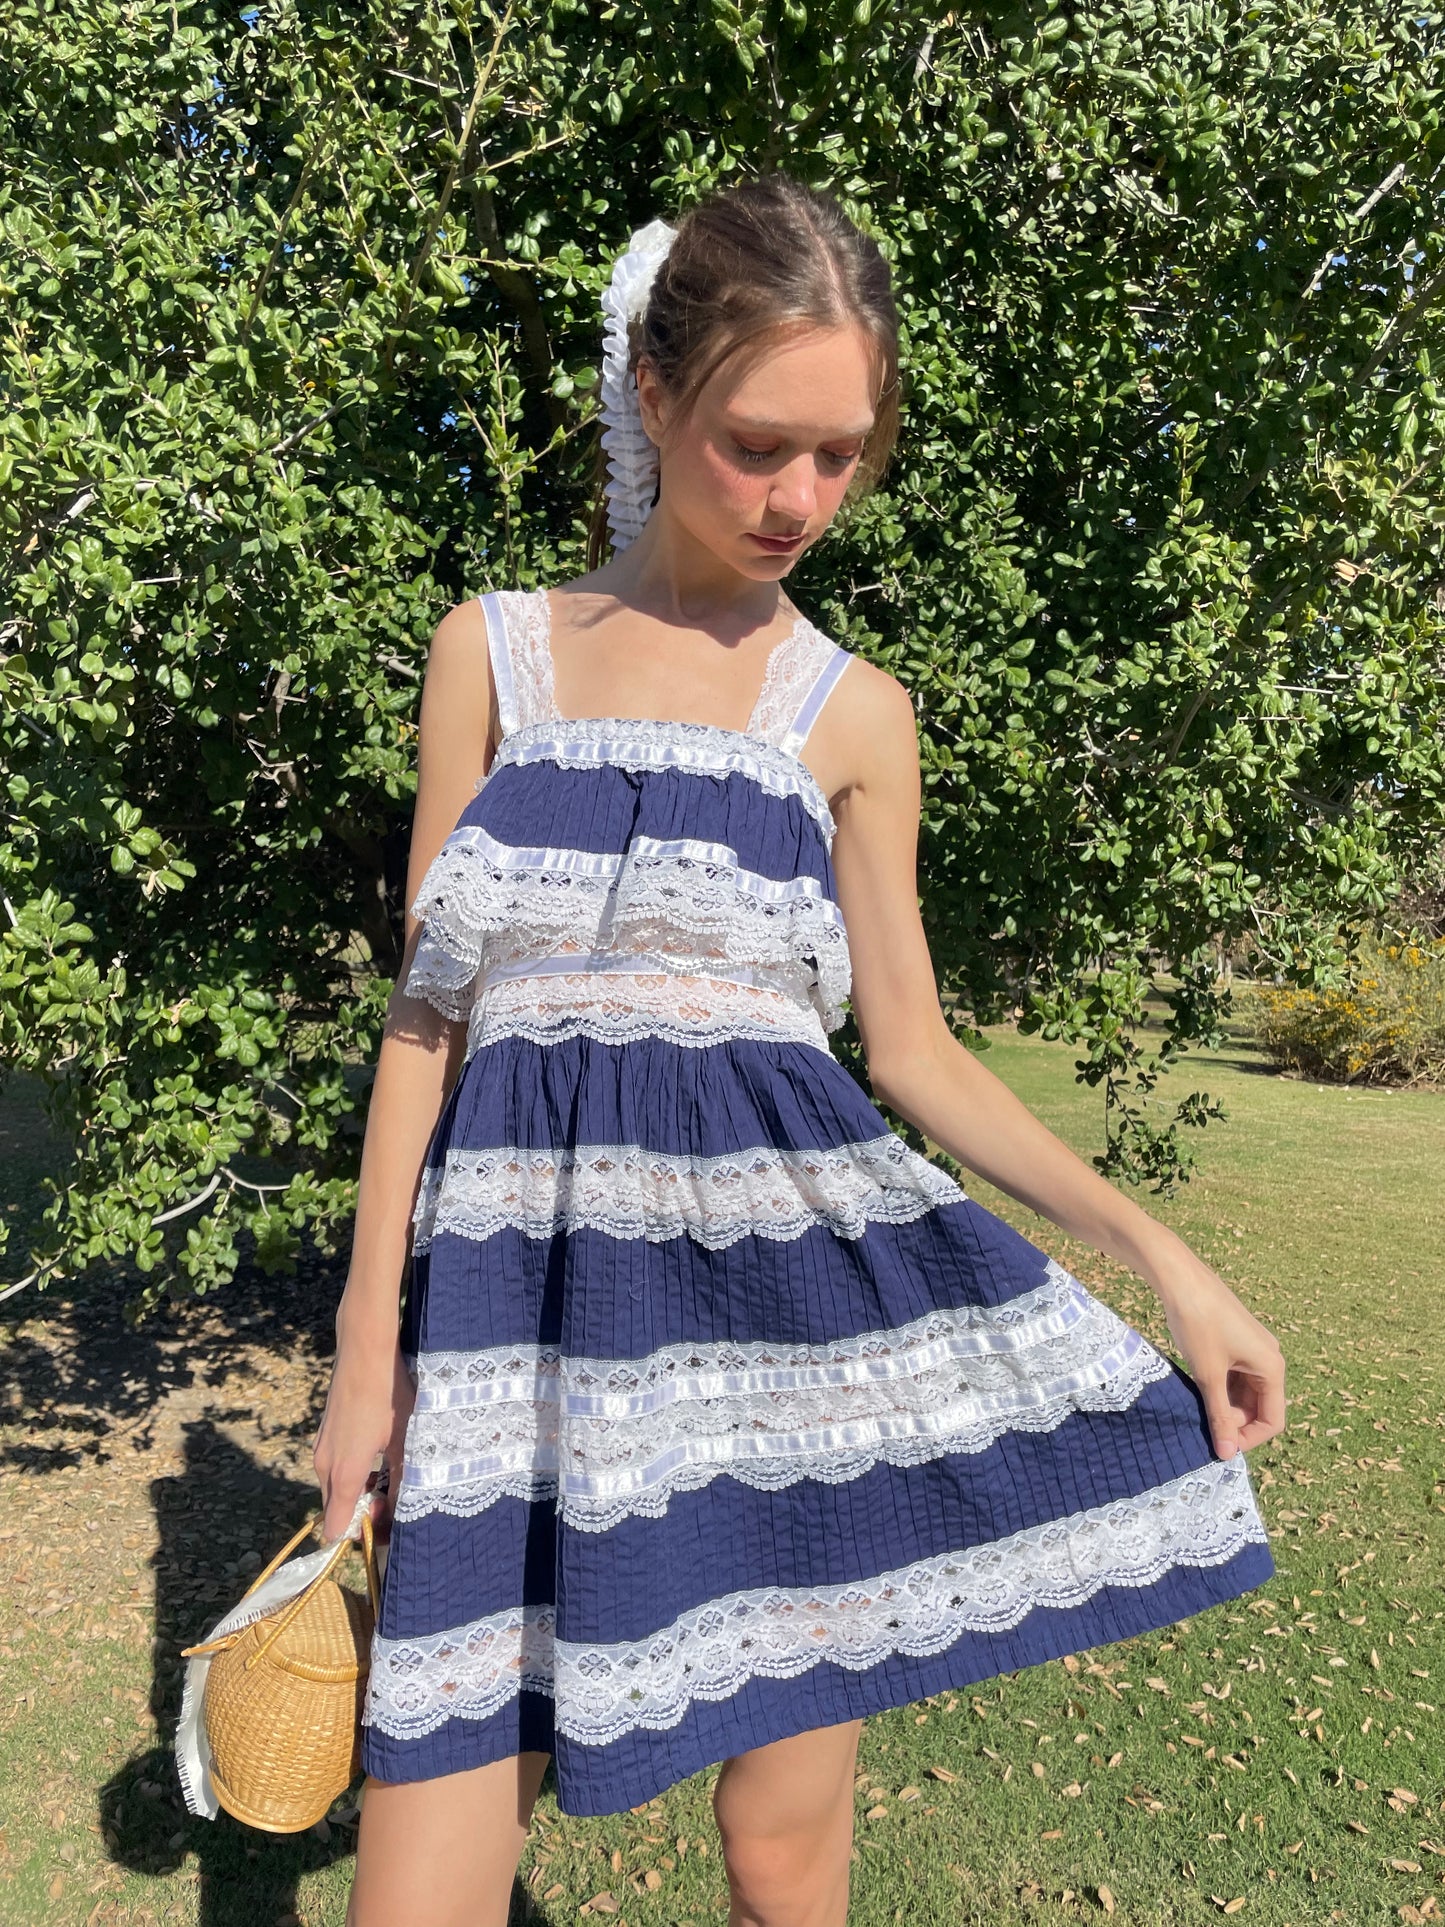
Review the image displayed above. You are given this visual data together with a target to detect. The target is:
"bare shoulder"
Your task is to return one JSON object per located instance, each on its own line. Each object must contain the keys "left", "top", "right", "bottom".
{"left": 423, "top": 593, "right": 497, "bottom": 709}
{"left": 418, "top": 595, "right": 498, "bottom": 766}
{"left": 426, "top": 594, "right": 492, "bottom": 674}
{"left": 833, "top": 649, "right": 915, "bottom": 739}
{"left": 815, "top": 643, "right": 918, "bottom": 810}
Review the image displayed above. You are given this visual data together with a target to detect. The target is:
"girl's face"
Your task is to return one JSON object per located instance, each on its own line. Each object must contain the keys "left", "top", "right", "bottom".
{"left": 637, "top": 321, "right": 879, "bottom": 578}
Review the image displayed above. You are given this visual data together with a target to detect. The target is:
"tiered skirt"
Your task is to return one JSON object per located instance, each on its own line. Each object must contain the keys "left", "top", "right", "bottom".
{"left": 358, "top": 1028, "right": 1275, "bottom": 1816}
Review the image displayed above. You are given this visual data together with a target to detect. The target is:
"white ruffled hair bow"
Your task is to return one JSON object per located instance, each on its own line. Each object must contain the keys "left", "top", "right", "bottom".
{"left": 599, "top": 216, "right": 677, "bottom": 552}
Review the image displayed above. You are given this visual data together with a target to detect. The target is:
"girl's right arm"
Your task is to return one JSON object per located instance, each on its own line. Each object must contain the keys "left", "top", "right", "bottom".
{"left": 311, "top": 598, "right": 498, "bottom": 1540}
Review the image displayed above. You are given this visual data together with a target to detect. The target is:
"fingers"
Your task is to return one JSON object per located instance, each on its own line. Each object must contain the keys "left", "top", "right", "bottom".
{"left": 1256, "top": 1355, "right": 1288, "bottom": 1432}
{"left": 322, "top": 1484, "right": 357, "bottom": 1542}
{"left": 1204, "top": 1398, "right": 1247, "bottom": 1459}
{"left": 1204, "top": 1349, "right": 1288, "bottom": 1459}
{"left": 319, "top": 1458, "right": 375, "bottom": 1540}
{"left": 365, "top": 1464, "right": 397, "bottom": 1545}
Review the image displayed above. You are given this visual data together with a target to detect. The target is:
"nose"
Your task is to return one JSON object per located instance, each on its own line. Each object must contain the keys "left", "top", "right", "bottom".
{"left": 768, "top": 455, "right": 818, "bottom": 522}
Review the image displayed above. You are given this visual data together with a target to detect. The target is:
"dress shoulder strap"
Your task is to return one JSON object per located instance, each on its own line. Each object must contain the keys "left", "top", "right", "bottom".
{"left": 477, "top": 588, "right": 558, "bottom": 736}
{"left": 780, "top": 640, "right": 850, "bottom": 760}
{"left": 477, "top": 591, "right": 518, "bottom": 737}
{"left": 748, "top": 618, "right": 851, "bottom": 759}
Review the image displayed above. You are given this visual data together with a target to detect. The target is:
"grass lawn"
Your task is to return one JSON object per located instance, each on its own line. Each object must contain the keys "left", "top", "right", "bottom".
{"left": 0, "top": 1009, "right": 1441, "bottom": 1927}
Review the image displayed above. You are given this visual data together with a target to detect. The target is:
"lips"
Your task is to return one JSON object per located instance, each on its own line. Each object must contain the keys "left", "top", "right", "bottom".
{"left": 750, "top": 532, "right": 805, "bottom": 551}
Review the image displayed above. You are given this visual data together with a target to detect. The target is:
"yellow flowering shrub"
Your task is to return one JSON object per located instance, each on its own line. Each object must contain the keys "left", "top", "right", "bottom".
{"left": 1247, "top": 933, "right": 1445, "bottom": 1085}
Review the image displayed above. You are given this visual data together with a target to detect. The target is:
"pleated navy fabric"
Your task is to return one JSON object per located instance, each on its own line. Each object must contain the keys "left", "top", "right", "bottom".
{"left": 358, "top": 586, "right": 1275, "bottom": 1816}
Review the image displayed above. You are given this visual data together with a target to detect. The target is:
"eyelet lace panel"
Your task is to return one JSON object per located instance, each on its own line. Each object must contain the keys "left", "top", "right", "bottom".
{"left": 462, "top": 963, "right": 833, "bottom": 1057}
{"left": 489, "top": 720, "right": 837, "bottom": 841}
{"left": 412, "top": 1128, "right": 962, "bottom": 1254}
{"left": 363, "top": 1452, "right": 1270, "bottom": 1745}
{"left": 392, "top": 1259, "right": 1179, "bottom": 1531}
{"left": 400, "top": 823, "right": 851, "bottom": 1032}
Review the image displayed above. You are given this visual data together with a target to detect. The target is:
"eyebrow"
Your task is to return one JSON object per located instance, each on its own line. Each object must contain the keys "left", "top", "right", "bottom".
{"left": 729, "top": 415, "right": 875, "bottom": 438}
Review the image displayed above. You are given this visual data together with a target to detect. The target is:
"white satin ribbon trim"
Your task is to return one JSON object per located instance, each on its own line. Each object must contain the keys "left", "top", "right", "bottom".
{"left": 424, "top": 821, "right": 841, "bottom": 902}
{"left": 390, "top": 1259, "right": 1176, "bottom": 1531}
{"left": 778, "top": 646, "right": 852, "bottom": 759}
{"left": 481, "top": 950, "right": 814, "bottom": 989}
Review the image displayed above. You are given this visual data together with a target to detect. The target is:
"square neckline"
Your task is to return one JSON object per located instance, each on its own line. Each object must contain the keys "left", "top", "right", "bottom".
{"left": 532, "top": 586, "right": 813, "bottom": 749}
{"left": 481, "top": 587, "right": 844, "bottom": 838}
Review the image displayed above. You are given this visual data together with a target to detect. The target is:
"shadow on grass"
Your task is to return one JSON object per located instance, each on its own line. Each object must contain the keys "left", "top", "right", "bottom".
{"left": 0, "top": 1239, "right": 341, "bottom": 1479}
{"left": 3, "top": 1239, "right": 556, "bottom": 1925}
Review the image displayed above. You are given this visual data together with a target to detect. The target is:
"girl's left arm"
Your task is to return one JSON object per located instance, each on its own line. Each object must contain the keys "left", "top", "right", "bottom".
{"left": 823, "top": 660, "right": 1287, "bottom": 1464}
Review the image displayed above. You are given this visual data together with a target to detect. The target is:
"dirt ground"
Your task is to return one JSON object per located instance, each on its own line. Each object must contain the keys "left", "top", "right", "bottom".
{"left": 0, "top": 1246, "right": 404, "bottom": 1923}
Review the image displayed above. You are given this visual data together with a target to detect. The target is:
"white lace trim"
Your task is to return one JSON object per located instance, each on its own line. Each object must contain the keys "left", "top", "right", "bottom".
{"left": 362, "top": 1452, "right": 1270, "bottom": 1745}
{"left": 472, "top": 589, "right": 843, "bottom": 828}
{"left": 616, "top": 841, "right": 849, "bottom": 1028}
{"left": 392, "top": 1260, "right": 1179, "bottom": 1531}
{"left": 400, "top": 822, "right": 850, "bottom": 1031}
{"left": 488, "top": 719, "right": 837, "bottom": 842}
{"left": 747, "top": 622, "right": 839, "bottom": 748}
{"left": 401, "top": 932, "right": 482, "bottom": 1024}
{"left": 411, "top": 1128, "right": 960, "bottom": 1254}
{"left": 497, "top": 588, "right": 558, "bottom": 730}
{"left": 461, "top": 963, "right": 833, "bottom": 1057}
{"left": 509, "top": 585, "right": 835, "bottom": 754}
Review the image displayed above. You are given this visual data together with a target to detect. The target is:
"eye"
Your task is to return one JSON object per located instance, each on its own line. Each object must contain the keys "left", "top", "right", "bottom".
{"left": 731, "top": 441, "right": 863, "bottom": 470}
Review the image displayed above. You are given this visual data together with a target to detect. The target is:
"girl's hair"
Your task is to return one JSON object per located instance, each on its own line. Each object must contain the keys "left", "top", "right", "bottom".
{"left": 585, "top": 172, "right": 902, "bottom": 571}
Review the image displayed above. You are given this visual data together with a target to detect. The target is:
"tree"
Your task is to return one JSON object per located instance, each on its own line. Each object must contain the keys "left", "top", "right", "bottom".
{"left": 3, "top": 0, "right": 1443, "bottom": 1312}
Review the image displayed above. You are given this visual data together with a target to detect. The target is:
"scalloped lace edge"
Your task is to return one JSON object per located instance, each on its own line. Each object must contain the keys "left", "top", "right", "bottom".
{"left": 411, "top": 1129, "right": 965, "bottom": 1252}
{"left": 748, "top": 622, "right": 838, "bottom": 746}
{"left": 363, "top": 1453, "right": 1271, "bottom": 1745}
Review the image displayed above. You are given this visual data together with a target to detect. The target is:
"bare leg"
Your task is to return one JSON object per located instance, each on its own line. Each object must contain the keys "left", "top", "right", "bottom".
{"left": 345, "top": 1751, "right": 552, "bottom": 1927}
{"left": 712, "top": 1719, "right": 865, "bottom": 1927}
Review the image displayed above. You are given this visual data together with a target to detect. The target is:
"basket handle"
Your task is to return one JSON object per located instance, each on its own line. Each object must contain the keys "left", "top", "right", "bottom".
{"left": 179, "top": 1505, "right": 381, "bottom": 1662}
{"left": 245, "top": 1511, "right": 327, "bottom": 1596}
{"left": 359, "top": 1504, "right": 382, "bottom": 1617}
{"left": 243, "top": 1505, "right": 381, "bottom": 1671}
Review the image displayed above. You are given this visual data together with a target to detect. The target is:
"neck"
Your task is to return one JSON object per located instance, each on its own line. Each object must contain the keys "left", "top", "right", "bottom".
{"left": 600, "top": 506, "right": 789, "bottom": 634}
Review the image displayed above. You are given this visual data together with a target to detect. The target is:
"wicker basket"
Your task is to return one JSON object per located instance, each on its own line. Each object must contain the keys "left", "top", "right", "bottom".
{"left": 180, "top": 1507, "right": 381, "bottom": 1833}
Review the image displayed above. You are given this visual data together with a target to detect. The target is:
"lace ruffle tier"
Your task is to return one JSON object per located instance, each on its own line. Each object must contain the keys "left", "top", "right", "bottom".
{"left": 403, "top": 810, "right": 850, "bottom": 1035}
{"left": 366, "top": 1454, "right": 1267, "bottom": 1749}
{"left": 390, "top": 1257, "right": 1180, "bottom": 1532}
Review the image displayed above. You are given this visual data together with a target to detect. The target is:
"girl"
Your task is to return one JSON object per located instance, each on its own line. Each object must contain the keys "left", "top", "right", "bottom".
{"left": 313, "top": 172, "right": 1285, "bottom": 1927}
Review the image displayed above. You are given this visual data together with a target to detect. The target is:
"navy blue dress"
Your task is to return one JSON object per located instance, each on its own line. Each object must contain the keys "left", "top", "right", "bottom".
{"left": 358, "top": 586, "right": 1274, "bottom": 1816}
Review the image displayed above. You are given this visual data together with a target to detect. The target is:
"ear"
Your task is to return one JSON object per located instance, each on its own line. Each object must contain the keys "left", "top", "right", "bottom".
{"left": 634, "top": 354, "right": 668, "bottom": 448}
